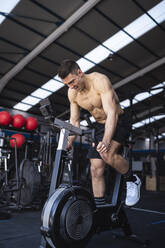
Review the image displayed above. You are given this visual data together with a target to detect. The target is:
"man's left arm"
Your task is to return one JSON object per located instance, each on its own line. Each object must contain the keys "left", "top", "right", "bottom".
{"left": 96, "top": 75, "right": 118, "bottom": 153}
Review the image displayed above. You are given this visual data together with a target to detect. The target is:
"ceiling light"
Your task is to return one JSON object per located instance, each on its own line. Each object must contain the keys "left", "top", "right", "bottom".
{"left": 85, "top": 45, "right": 110, "bottom": 64}
{"left": 122, "top": 81, "right": 165, "bottom": 108}
{"left": 77, "top": 57, "right": 94, "bottom": 72}
{"left": 103, "top": 31, "right": 133, "bottom": 52}
{"left": 42, "top": 79, "right": 64, "bottom": 92}
{"left": 22, "top": 96, "right": 41, "bottom": 105}
{"left": 120, "top": 99, "right": 130, "bottom": 108}
{"left": 54, "top": 75, "right": 63, "bottom": 82}
{"left": 133, "top": 114, "right": 165, "bottom": 129}
{"left": 152, "top": 114, "right": 165, "bottom": 121}
{"left": 132, "top": 121, "right": 145, "bottom": 129}
{"left": 149, "top": 0, "right": 165, "bottom": 23}
{"left": 124, "top": 14, "right": 155, "bottom": 40}
{"left": 151, "top": 81, "right": 165, "bottom": 94}
{"left": 0, "top": 0, "right": 20, "bottom": 24}
{"left": 31, "top": 88, "right": 52, "bottom": 99}
{"left": 133, "top": 92, "right": 151, "bottom": 103}
{"left": 13, "top": 102, "right": 32, "bottom": 111}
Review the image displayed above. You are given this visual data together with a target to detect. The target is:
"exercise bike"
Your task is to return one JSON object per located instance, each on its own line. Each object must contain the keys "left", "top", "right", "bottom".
{"left": 40, "top": 118, "right": 148, "bottom": 248}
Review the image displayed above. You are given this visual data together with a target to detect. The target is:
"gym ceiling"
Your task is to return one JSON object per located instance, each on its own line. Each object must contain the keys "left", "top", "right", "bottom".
{"left": 0, "top": 0, "right": 165, "bottom": 140}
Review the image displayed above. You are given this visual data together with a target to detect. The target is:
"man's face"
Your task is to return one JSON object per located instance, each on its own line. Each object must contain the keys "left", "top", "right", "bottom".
{"left": 62, "top": 69, "right": 83, "bottom": 91}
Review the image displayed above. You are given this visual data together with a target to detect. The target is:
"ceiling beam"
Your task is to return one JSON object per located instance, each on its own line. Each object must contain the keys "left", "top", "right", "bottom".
{"left": 133, "top": 106, "right": 163, "bottom": 122}
{"left": 0, "top": 0, "right": 101, "bottom": 93}
{"left": 114, "top": 56, "right": 165, "bottom": 90}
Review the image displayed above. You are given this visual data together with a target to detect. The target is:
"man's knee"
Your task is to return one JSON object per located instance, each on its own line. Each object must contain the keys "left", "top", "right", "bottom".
{"left": 101, "top": 152, "right": 114, "bottom": 166}
{"left": 90, "top": 164, "right": 105, "bottom": 179}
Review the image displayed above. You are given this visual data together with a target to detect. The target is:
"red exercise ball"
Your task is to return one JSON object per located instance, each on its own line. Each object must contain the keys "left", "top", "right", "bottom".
{"left": 12, "top": 114, "right": 25, "bottom": 128}
{"left": 0, "top": 111, "right": 11, "bottom": 126}
{"left": 25, "top": 117, "right": 38, "bottom": 131}
{"left": 10, "top": 133, "right": 25, "bottom": 148}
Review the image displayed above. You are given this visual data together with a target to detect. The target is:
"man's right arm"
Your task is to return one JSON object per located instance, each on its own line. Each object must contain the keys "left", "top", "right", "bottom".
{"left": 67, "top": 89, "right": 80, "bottom": 149}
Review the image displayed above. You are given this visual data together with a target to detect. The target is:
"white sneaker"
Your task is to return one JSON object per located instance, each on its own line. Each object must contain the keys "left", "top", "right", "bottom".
{"left": 125, "top": 174, "right": 141, "bottom": 206}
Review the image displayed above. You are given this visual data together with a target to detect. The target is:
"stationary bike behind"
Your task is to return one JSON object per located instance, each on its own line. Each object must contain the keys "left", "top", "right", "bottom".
{"left": 40, "top": 118, "right": 145, "bottom": 248}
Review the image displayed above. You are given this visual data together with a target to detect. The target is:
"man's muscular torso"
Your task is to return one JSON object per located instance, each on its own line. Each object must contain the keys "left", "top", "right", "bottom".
{"left": 68, "top": 72, "right": 123, "bottom": 124}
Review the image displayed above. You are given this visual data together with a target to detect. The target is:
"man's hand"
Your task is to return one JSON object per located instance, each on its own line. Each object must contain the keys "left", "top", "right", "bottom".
{"left": 66, "top": 140, "right": 73, "bottom": 151}
{"left": 96, "top": 141, "right": 110, "bottom": 153}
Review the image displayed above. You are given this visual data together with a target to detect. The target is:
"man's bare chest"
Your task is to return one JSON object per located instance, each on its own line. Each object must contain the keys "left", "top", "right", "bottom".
{"left": 76, "top": 90, "right": 102, "bottom": 111}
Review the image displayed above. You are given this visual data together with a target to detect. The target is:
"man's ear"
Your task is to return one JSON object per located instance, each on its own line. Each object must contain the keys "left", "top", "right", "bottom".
{"left": 77, "top": 69, "right": 83, "bottom": 76}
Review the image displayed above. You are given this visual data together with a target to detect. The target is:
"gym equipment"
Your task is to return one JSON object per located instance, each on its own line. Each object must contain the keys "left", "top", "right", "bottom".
{"left": 16, "top": 159, "right": 41, "bottom": 207}
{"left": 12, "top": 114, "right": 25, "bottom": 128}
{"left": 0, "top": 111, "right": 11, "bottom": 126}
{"left": 10, "top": 133, "right": 25, "bottom": 148}
{"left": 40, "top": 118, "right": 147, "bottom": 248}
{"left": 39, "top": 97, "right": 56, "bottom": 122}
{"left": 0, "top": 135, "right": 41, "bottom": 209}
{"left": 40, "top": 119, "right": 93, "bottom": 248}
{"left": 16, "top": 131, "right": 55, "bottom": 208}
{"left": 0, "top": 135, "right": 20, "bottom": 209}
{"left": 25, "top": 116, "right": 38, "bottom": 131}
{"left": 0, "top": 135, "right": 19, "bottom": 189}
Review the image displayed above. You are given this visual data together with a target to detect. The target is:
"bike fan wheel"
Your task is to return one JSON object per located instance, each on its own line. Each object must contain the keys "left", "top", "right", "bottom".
{"left": 41, "top": 185, "right": 95, "bottom": 248}
{"left": 61, "top": 198, "right": 93, "bottom": 241}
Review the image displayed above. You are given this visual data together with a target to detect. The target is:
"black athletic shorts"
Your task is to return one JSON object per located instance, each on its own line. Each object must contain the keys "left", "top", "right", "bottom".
{"left": 87, "top": 112, "right": 132, "bottom": 159}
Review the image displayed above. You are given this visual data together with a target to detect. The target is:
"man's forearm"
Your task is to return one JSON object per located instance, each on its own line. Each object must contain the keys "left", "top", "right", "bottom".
{"left": 68, "top": 135, "right": 77, "bottom": 144}
{"left": 102, "top": 112, "right": 118, "bottom": 144}
{"left": 68, "top": 119, "right": 80, "bottom": 145}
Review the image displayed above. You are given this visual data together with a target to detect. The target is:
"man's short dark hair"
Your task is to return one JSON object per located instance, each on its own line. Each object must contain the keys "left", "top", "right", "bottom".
{"left": 58, "top": 59, "right": 80, "bottom": 79}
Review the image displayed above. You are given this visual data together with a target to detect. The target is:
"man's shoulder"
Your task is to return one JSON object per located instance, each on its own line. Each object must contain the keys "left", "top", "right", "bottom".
{"left": 68, "top": 88, "right": 77, "bottom": 101}
{"left": 89, "top": 72, "right": 110, "bottom": 83}
{"left": 90, "top": 72, "right": 111, "bottom": 90}
{"left": 89, "top": 71, "right": 106, "bottom": 79}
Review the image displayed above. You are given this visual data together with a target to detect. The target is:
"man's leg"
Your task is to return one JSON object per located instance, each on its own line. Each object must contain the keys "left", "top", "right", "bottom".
{"left": 100, "top": 140, "right": 128, "bottom": 174}
{"left": 99, "top": 140, "right": 141, "bottom": 206}
{"left": 90, "top": 158, "right": 106, "bottom": 197}
{"left": 90, "top": 158, "right": 106, "bottom": 206}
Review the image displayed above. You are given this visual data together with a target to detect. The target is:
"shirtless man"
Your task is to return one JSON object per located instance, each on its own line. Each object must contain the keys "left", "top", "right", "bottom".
{"left": 58, "top": 59, "right": 141, "bottom": 206}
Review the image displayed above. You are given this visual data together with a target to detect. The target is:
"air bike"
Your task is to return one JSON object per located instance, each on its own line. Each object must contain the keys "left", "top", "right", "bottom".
{"left": 40, "top": 118, "right": 148, "bottom": 248}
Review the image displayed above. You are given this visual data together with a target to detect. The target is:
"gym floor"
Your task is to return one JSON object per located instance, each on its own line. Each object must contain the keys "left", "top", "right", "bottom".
{"left": 0, "top": 190, "right": 165, "bottom": 248}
